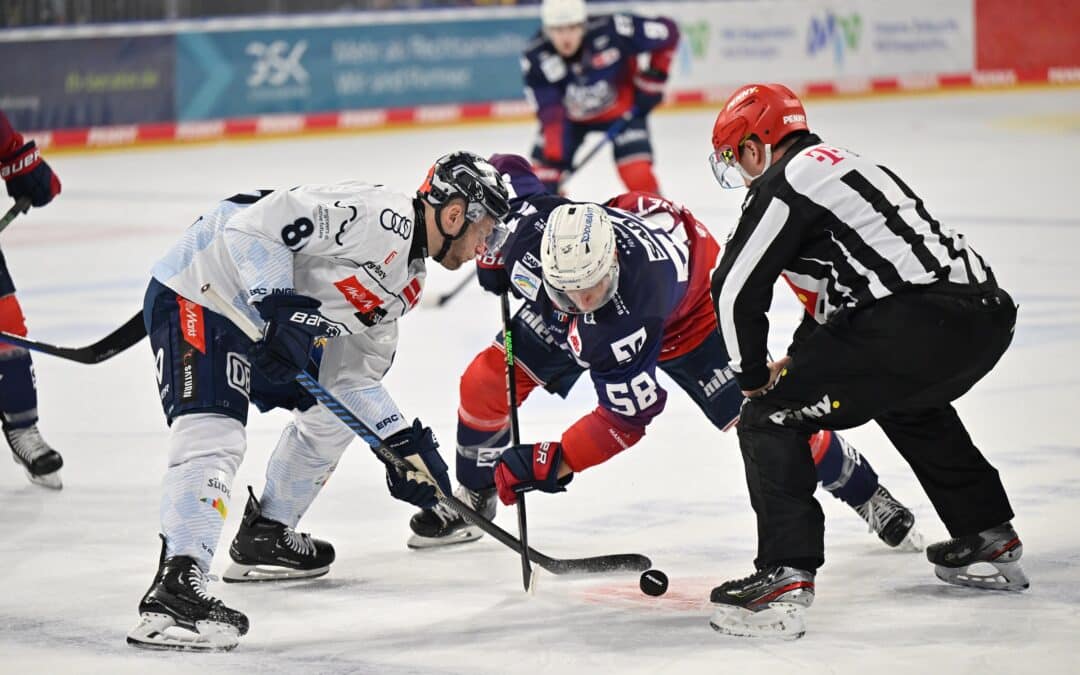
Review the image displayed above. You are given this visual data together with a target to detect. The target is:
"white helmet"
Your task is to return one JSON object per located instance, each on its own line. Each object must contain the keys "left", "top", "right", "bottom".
{"left": 541, "top": 203, "right": 619, "bottom": 313}
{"left": 541, "top": 0, "right": 587, "bottom": 28}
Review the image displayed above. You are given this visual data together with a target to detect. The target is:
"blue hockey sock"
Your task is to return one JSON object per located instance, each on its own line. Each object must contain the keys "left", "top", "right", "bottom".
{"left": 455, "top": 420, "right": 508, "bottom": 491}
{"left": 0, "top": 349, "right": 37, "bottom": 430}
{"left": 812, "top": 430, "right": 878, "bottom": 507}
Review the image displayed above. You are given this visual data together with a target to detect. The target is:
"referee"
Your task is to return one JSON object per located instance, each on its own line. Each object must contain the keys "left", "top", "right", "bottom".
{"left": 705, "top": 83, "right": 1027, "bottom": 639}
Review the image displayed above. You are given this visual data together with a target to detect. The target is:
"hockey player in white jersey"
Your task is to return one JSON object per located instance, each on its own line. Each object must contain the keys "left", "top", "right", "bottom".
{"left": 126, "top": 152, "right": 510, "bottom": 652}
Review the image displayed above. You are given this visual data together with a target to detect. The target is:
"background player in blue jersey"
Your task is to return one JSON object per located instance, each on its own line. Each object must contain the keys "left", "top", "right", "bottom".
{"left": 0, "top": 110, "right": 64, "bottom": 489}
{"left": 524, "top": 0, "right": 678, "bottom": 195}
{"left": 406, "top": 154, "right": 922, "bottom": 555}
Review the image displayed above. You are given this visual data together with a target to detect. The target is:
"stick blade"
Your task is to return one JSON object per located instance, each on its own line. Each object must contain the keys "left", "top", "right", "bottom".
{"left": 536, "top": 553, "right": 652, "bottom": 576}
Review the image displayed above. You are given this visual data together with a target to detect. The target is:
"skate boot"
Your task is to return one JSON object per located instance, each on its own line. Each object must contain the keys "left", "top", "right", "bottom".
{"left": 709, "top": 566, "right": 815, "bottom": 640}
{"left": 222, "top": 486, "right": 335, "bottom": 583}
{"left": 854, "top": 485, "right": 924, "bottom": 551}
{"left": 926, "top": 521, "right": 1029, "bottom": 591}
{"left": 127, "top": 540, "right": 249, "bottom": 652}
{"left": 407, "top": 485, "right": 497, "bottom": 549}
{"left": 6, "top": 424, "right": 63, "bottom": 490}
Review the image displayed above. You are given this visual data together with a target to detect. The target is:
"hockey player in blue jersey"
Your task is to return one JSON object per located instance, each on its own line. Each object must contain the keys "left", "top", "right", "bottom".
{"left": 0, "top": 110, "right": 64, "bottom": 489}
{"left": 524, "top": 0, "right": 678, "bottom": 194}
{"left": 407, "top": 154, "right": 923, "bottom": 555}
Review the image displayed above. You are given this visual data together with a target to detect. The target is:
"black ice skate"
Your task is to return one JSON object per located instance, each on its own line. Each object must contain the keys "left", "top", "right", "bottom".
{"left": 854, "top": 485, "right": 924, "bottom": 551}
{"left": 926, "top": 521, "right": 1029, "bottom": 591}
{"left": 127, "top": 540, "right": 249, "bottom": 652}
{"left": 709, "top": 566, "right": 815, "bottom": 640}
{"left": 6, "top": 424, "right": 63, "bottom": 490}
{"left": 223, "top": 486, "right": 335, "bottom": 582}
{"left": 407, "top": 485, "right": 497, "bottom": 549}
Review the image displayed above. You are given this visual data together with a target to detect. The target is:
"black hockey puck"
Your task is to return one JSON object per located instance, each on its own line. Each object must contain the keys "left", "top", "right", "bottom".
{"left": 639, "top": 569, "right": 668, "bottom": 597}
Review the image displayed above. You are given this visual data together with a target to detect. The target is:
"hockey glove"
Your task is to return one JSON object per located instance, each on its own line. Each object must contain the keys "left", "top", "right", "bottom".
{"left": 632, "top": 69, "right": 668, "bottom": 116}
{"left": 382, "top": 418, "right": 452, "bottom": 509}
{"left": 476, "top": 247, "right": 510, "bottom": 295}
{"left": 249, "top": 294, "right": 326, "bottom": 384}
{"left": 494, "top": 442, "right": 573, "bottom": 506}
{"left": 1, "top": 141, "right": 61, "bottom": 207}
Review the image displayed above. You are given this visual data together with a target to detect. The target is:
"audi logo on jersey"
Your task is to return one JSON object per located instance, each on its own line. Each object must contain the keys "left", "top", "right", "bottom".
{"left": 380, "top": 208, "right": 412, "bottom": 239}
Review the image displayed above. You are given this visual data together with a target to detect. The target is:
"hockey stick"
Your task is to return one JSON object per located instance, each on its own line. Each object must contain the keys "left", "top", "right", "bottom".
{"left": 0, "top": 198, "right": 31, "bottom": 235}
{"left": 200, "top": 283, "right": 650, "bottom": 576}
{"left": 501, "top": 291, "right": 532, "bottom": 591}
{"left": 0, "top": 310, "right": 147, "bottom": 364}
{"left": 434, "top": 266, "right": 477, "bottom": 307}
{"left": 559, "top": 111, "right": 636, "bottom": 191}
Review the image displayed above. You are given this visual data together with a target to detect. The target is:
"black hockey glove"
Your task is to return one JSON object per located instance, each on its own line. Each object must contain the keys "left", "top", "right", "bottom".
{"left": 476, "top": 248, "right": 510, "bottom": 295}
{"left": 382, "top": 418, "right": 452, "bottom": 509}
{"left": 632, "top": 68, "right": 668, "bottom": 116}
{"left": 1, "top": 141, "right": 61, "bottom": 207}
{"left": 249, "top": 294, "right": 325, "bottom": 384}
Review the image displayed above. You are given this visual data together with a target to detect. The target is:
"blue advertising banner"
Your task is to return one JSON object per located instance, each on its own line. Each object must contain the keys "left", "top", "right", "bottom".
{"left": 176, "top": 19, "right": 536, "bottom": 120}
{"left": 0, "top": 36, "right": 175, "bottom": 131}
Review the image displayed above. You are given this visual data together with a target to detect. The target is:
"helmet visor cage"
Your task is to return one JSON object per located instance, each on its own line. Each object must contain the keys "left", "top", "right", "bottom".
{"left": 454, "top": 169, "right": 511, "bottom": 251}
{"left": 709, "top": 144, "right": 744, "bottom": 190}
{"left": 544, "top": 259, "right": 619, "bottom": 314}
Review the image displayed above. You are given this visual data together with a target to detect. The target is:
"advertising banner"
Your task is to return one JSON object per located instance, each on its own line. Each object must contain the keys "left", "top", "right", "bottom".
{"left": 176, "top": 19, "right": 536, "bottom": 120}
{"left": 975, "top": 0, "right": 1080, "bottom": 72}
{"left": 656, "top": 0, "right": 975, "bottom": 89}
{"left": 0, "top": 36, "right": 175, "bottom": 131}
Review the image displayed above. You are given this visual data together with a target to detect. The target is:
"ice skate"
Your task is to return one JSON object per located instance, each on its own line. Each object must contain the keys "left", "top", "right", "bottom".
{"left": 127, "top": 544, "right": 248, "bottom": 652}
{"left": 927, "top": 521, "right": 1029, "bottom": 591}
{"left": 709, "top": 566, "right": 815, "bottom": 640}
{"left": 6, "top": 424, "right": 63, "bottom": 490}
{"left": 407, "top": 485, "right": 497, "bottom": 549}
{"left": 854, "top": 485, "right": 924, "bottom": 551}
{"left": 223, "top": 486, "right": 335, "bottom": 582}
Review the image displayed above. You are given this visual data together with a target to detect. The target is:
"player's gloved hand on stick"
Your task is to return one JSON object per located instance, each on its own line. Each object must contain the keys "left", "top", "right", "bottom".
{"left": 1, "top": 141, "right": 61, "bottom": 207}
{"left": 494, "top": 442, "right": 573, "bottom": 505}
{"left": 477, "top": 249, "right": 510, "bottom": 295}
{"left": 249, "top": 293, "right": 325, "bottom": 383}
{"left": 632, "top": 69, "right": 668, "bottom": 116}
{"left": 382, "top": 418, "right": 452, "bottom": 508}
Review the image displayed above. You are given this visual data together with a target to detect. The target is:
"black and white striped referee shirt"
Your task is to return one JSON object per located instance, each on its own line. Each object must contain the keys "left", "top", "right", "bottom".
{"left": 710, "top": 132, "right": 995, "bottom": 392}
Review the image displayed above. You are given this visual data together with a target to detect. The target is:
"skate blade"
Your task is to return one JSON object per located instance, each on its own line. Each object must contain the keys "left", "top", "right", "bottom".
{"left": 896, "top": 525, "right": 925, "bottom": 553}
{"left": 25, "top": 468, "right": 62, "bottom": 490}
{"left": 709, "top": 603, "right": 807, "bottom": 640}
{"left": 126, "top": 613, "right": 239, "bottom": 652}
{"left": 934, "top": 560, "right": 1029, "bottom": 591}
{"left": 406, "top": 525, "right": 484, "bottom": 550}
{"left": 222, "top": 562, "right": 330, "bottom": 583}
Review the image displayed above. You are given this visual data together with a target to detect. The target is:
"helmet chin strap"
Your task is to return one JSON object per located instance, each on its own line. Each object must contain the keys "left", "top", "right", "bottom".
{"left": 431, "top": 203, "right": 470, "bottom": 263}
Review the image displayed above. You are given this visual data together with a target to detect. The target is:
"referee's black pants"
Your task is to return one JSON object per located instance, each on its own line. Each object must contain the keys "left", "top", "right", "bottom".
{"left": 736, "top": 285, "right": 1018, "bottom": 571}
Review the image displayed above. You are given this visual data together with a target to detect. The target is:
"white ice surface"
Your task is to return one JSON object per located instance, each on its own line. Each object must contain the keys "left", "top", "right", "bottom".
{"left": 1, "top": 88, "right": 1078, "bottom": 674}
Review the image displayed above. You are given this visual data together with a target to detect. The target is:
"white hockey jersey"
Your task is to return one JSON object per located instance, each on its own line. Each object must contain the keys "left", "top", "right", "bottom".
{"left": 151, "top": 181, "right": 427, "bottom": 438}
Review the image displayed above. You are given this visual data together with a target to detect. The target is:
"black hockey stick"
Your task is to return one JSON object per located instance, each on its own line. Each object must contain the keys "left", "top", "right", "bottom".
{"left": 501, "top": 291, "right": 532, "bottom": 590}
{"left": 202, "top": 283, "right": 650, "bottom": 576}
{"left": 559, "top": 111, "right": 635, "bottom": 190}
{"left": 434, "top": 266, "right": 477, "bottom": 307}
{"left": 0, "top": 197, "right": 31, "bottom": 236}
{"left": 0, "top": 310, "right": 147, "bottom": 364}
